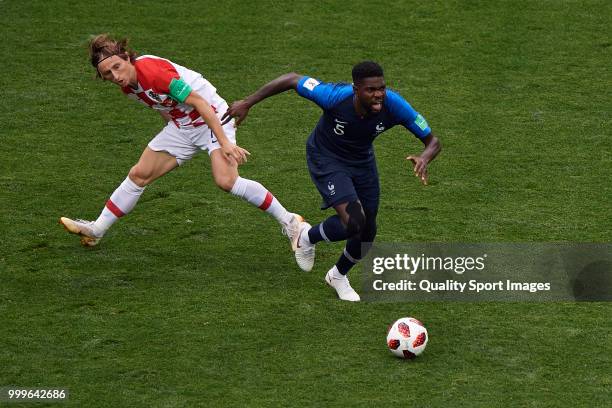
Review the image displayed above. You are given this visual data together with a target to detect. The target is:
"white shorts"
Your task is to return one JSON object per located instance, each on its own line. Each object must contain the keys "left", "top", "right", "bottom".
{"left": 148, "top": 98, "right": 237, "bottom": 166}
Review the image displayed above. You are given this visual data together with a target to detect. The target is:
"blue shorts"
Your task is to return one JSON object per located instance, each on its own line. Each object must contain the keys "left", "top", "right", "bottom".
{"left": 306, "top": 147, "right": 380, "bottom": 211}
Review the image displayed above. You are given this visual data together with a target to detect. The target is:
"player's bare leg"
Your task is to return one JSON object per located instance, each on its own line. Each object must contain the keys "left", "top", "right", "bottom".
{"left": 209, "top": 149, "right": 304, "bottom": 251}
{"left": 128, "top": 148, "right": 179, "bottom": 187}
{"left": 60, "top": 148, "right": 178, "bottom": 246}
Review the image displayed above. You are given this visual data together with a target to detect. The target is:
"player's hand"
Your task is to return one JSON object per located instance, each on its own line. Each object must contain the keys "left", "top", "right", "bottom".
{"left": 221, "top": 100, "right": 251, "bottom": 127}
{"left": 222, "top": 143, "right": 251, "bottom": 165}
{"left": 407, "top": 155, "right": 429, "bottom": 185}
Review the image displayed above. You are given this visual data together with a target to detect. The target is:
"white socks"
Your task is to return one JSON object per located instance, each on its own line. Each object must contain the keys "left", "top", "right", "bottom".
{"left": 331, "top": 265, "right": 345, "bottom": 280}
{"left": 230, "top": 176, "right": 292, "bottom": 225}
{"left": 299, "top": 227, "right": 312, "bottom": 248}
{"left": 93, "top": 176, "right": 145, "bottom": 236}
{"left": 90, "top": 175, "right": 290, "bottom": 237}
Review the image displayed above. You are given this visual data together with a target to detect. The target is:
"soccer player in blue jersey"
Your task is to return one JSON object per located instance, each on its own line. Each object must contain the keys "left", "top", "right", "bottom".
{"left": 222, "top": 61, "right": 441, "bottom": 301}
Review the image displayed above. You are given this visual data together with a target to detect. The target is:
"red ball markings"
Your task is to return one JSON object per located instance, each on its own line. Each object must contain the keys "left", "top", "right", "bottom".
{"left": 413, "top": 332, "right": 427, "bottom": 348}
{"left": 409, "top": 318, "right": 424, "bottom": 327}
{"left": 398, "top": 322, "right": 411, "bottom": 338}
{"left": 388, "top": 339, "right": 400, "bottom": 350}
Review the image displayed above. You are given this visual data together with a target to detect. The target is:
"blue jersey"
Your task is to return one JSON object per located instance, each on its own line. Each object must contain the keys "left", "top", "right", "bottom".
{"left": 296, "top": 76, "right": 431, "bottom": 164}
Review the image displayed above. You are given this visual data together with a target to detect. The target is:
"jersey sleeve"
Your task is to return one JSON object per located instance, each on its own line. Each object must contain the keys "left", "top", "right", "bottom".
{"left": 295, "top": 76, "right": 353, "bottom": 110}
{"left": 386, "top": 90, "right": 431, "bottom": 139}
{"left": 154, "top": 61, "right": 193, "bottom": 103}
{"left": 144, "top": 59, "right": 179, "bottom": 94}
{"left": 139, "top": 58, "right": 192, "bottom": 102}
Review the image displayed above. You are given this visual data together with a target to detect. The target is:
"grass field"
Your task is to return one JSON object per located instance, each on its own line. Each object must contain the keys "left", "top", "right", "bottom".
{"left": 1, "top": 0, "right": 611, "bottom": 406}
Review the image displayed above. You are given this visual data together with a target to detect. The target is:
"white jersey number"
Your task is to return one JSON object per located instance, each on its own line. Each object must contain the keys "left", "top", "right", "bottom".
{"left": 334, "top": 118, "right": 348, "bottom": 136}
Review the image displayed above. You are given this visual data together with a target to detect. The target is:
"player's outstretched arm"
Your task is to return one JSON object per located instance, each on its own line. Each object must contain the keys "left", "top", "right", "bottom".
{"left": 407, "top": 132, "right": 441, "bottom": 185}
{"left": 221, "top": 72, "right": 303, "bottom": 126}
{"left": 186, "top": 92, "right": 250, "bottom": 164}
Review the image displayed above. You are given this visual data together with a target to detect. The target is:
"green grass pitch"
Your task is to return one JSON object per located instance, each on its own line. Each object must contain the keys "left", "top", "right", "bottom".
{"left": 1, "top": 0, "right": 610, "bottom": 406}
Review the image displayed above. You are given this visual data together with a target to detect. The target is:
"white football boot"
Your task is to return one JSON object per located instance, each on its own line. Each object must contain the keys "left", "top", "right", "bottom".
{"left": 59, "top": 217, "right": 102, "bottom": 247}
{"left": 281, "top": 213, "right": 304, "bottom": 247}
{"left": 292, "top": 221, "right": 315, "bottom": 272}
{"left": 325, "top": 268, "right": 360, "bottom": 302}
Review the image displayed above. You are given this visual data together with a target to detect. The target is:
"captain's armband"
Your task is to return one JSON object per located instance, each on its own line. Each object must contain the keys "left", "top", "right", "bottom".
{"left": 168, "top": 78, "right": 192, "bottom": 103}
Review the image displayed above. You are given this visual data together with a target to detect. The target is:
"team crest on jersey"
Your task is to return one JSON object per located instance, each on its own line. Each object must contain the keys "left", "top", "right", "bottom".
{"left": 146, "top": 90, "right": 163, "bottom": 103}
{"left": 374, "top": 122, "right": 385, "bottom": 135}
{"left": 144, "top": 89, "right": 174, "bottom": 106}
{"left": 327, "top": 181, "right": 336, "bottom": 196}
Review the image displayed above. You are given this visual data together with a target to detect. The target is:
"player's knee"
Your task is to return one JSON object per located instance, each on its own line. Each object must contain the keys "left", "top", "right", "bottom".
{"left": 345, "top": 201, "right": 366, "bottom": 237}
{"left": 214, "top": 173, "right": 237, "bottom": 192}
{"left": 360, "top": 208, "right": 378, "bottom": 242}
{"left": 361, "top": 220, "right": 377, "bottom": 242}
{"left": 128, "top": 165, "right": 152, "bottom": 187}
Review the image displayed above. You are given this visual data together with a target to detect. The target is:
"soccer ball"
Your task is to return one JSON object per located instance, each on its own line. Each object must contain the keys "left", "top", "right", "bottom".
{"left": 386, "top": 317, "right": 428, "bottom": 359}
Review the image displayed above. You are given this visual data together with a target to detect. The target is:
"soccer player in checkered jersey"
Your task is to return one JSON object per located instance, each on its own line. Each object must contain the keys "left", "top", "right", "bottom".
{"left": 60, "top": 34, "right": 303, "bottom": 250}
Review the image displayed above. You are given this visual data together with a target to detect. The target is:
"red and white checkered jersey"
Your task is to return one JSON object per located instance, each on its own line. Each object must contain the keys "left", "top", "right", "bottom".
{"left": 121, "top": 55, "right": 221, "bottom": 130}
